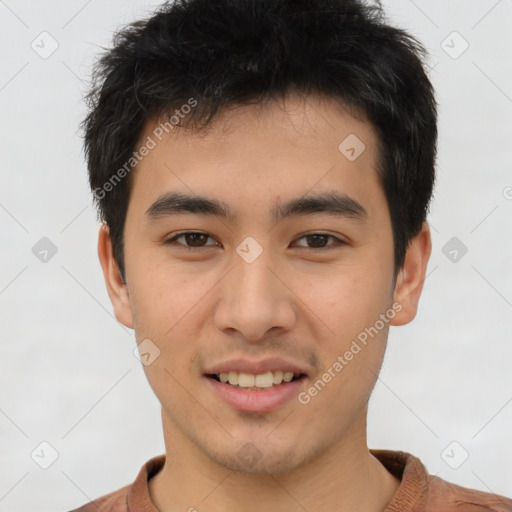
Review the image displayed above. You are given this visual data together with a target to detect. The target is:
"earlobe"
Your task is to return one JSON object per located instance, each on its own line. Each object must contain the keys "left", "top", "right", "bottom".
{"left": 97, "top": 225, "right": 134, "bottom": 329}
{"left": 390, "top": 222, "right": 432, "bottom": 326}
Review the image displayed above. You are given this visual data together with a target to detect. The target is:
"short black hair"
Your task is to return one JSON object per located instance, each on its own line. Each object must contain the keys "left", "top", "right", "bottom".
{"left": 82, "top": 0, "right": 437, "bottom": 281}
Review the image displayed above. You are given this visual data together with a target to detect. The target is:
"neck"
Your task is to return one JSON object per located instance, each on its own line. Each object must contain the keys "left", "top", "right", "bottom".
{"left": 149, "top": 409, "right": 400, "bottom": 512}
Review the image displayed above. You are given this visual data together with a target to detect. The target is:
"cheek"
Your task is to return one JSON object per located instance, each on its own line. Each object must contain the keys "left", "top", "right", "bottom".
{"left": 295, "top": 261, "right": 393, "bottom": 396}
{"left": 127, "top": 263, "right": 220, "bottom": 389}
{"left": 297, "top": 282, "right": 391, "bottom": 421}
{"left": 128, "top": 269, "right": 204, "bottom": 397}
{"left": 297, "top": 262, "right": 393, "bottom": 338}
{"left": 128, "top": 254, "right": 207, "bottom": 334}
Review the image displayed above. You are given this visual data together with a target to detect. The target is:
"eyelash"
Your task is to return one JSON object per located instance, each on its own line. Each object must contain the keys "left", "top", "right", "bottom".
{"left": 164, "top": 231, "right": 346, "bottom": 251}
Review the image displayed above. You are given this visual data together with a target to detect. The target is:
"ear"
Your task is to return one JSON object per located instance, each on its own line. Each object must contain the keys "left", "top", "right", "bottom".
{"left": 97, "top": 225, "right": 134, "bottom": 329}
{"left": 390, "top": 221, "right": 432, "bottom": 326}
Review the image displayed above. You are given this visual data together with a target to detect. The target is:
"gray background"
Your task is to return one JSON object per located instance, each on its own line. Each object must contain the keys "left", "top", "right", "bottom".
{"left": 1, "top": 0, "right": 511, "bottom": 510}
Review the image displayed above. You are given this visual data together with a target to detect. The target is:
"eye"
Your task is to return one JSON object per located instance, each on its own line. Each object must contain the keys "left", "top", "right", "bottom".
{"left": 165, "top": 231, "right": 218, "bottom": 249}
{"left": 165, "top": 231, "right": 345, "bottom": 251}
{"left": 293, "top": 233, "right": 345, "bottom": 250}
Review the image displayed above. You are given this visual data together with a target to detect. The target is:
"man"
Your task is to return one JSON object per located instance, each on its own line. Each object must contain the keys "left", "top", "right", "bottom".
{"left": 72, "top": 0, "right": 512, "bottom": 510}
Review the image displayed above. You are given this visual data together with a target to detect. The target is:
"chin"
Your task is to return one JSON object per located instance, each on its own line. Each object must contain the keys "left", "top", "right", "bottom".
{"left": 201, "top": 439, "right": 318, "bottom": 476}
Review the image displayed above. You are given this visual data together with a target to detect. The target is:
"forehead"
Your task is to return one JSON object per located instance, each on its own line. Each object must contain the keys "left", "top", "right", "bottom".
{"left": 128, "top": 93, "right": 385, "bottom": 221}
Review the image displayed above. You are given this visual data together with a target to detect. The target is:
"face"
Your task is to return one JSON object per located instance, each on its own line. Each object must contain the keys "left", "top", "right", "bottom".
{"left": 100, "top": 93, "right": 429, "bottom": 475}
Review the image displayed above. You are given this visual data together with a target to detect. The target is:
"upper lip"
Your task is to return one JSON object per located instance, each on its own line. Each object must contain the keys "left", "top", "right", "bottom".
{"left": 204, "top": 357, "right": 309, "bottom": 376}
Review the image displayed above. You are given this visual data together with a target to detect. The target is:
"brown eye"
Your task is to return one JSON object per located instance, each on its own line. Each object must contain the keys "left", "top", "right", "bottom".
{"left": 305, "top": 234, "right": 330, "bottom": 248}
{"left": 166, "top": 232, "right": 217, "bottom": 248}
{"left": 294, "top": 233, "right": 344, "bottom": 250}
{"left": 182, "top": 233, "right": 209, "bottom": 247}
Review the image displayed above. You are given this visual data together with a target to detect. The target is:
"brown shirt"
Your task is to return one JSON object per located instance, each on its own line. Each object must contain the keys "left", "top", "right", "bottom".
{"left": 69, "top": 450, "right": 512, "bottom": 512}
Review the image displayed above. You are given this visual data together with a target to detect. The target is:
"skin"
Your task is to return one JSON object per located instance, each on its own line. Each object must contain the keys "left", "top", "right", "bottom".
{"left": 98, "top": 93, "right": 431, "bottom": 512}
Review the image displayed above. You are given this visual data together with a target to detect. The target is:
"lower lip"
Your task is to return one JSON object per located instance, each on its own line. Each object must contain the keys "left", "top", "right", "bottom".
{"left": 204, "top": 376, "right": 306, "bottom": 413}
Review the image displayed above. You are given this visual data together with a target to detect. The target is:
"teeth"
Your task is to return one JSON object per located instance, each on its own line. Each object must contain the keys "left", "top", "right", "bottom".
{"left": 238, "top": 373, "right": 255, "bottom": 387}
{"left": 216, "top": 370, "right": 300, "bottom": 389}
{"left": 283, "top": 371, "right": 294, "bottom": 382}
{"left": 273, "top": 370, "right": 283, "bottom": 384}
{"left": 255, "top": 372, "right": 274, "bottom": 388}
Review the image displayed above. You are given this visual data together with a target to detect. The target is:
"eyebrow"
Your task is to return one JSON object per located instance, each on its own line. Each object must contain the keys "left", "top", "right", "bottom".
{"left": 145, "top": 191, "right": 367, "bottom": 223}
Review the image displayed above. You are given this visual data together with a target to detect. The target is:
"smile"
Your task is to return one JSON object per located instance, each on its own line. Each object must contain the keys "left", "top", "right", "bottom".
{"left": 208, "top": 370, "right": 304, "bottom": 390}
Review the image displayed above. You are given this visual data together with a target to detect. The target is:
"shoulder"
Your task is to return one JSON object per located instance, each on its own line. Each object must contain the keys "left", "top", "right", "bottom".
{"left": 65, "top": 454, "right": 165, "bottom": 512}
{"left": 67, "top": 484, "right": 130, "bottom": 512}
{"left": 371, "top": 449, "right": 512, "bottom": 512}
{"left": 426, "top": 474, "right": 512, "bottom": 512}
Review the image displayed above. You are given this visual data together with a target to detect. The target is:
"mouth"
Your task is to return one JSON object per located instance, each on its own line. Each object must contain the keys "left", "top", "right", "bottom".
{"left": 204, "top": 369, "right": 308, "bottom": 413}
{"left": 206, "top": 370, "right": 307, "bottom": 390}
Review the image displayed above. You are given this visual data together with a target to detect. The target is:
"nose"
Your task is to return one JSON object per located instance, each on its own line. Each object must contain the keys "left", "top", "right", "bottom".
{"left": 214, "top": 244, "right": 297, "bottom": 343}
